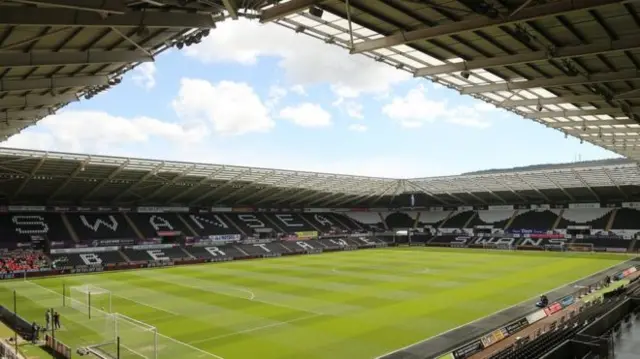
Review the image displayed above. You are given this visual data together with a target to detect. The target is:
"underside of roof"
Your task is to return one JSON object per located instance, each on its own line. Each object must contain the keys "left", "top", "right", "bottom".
{"left": 0, "top": 0, "right": 225, "bottom": 139}
{"left": 1, "top": 147, "right": 639, "bottom": 208}
{"left": 261, "top": 0, "right": 640, "bottom": 160}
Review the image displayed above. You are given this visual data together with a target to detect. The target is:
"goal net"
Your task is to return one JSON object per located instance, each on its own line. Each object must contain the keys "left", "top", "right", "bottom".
{"left": 69, "top": 284, "right": 112, "bottom": 317}
{"left": 90, "top": 313, "right": 158, "bottom": 359}
{"left": 543, "top": 244, "right": 566, "bottom": 252}
{"left": 565, "top": 243, "right": 595, "bottom": 252}
{"left": 483, "top": 243, "right": 514, "bottom": 251}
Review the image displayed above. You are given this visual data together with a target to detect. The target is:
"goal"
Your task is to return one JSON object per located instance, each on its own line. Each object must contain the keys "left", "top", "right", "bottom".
{"left": 68, "top": 284, "right": 112, "bottom": 318}
{"left": 543, "top": 244, "right": 566, "bottom": 252}
{"left": 483, "top": 243, "right": 514, "bottom": 251}
{"left": 565, "top": 243, "right": 595, "bottom": 252}
{"left": 89, "top": 313, "right": 159, "bottom": 359}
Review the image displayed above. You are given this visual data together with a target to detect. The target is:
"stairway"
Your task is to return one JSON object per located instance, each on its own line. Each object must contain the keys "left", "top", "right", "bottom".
{"left": 177, "top": 214, "right": 198, "bottom": 236}
{"left": 123, "top": 213, "right": 144, "bottom": 240}
{"left": 503, "top": 210, "right": 519, "bottom": 231}
{"left": 605, "top": 208, "right": 618, "bottom": 231}
{"left": 61, "top": 213, "right": 80, "bottom": 242}
{"left": 412, "top": 212, "right": 421, "bottom": 229}
{"left": 551, "top": 209, "right": 564, "bottom": 230}
{"left": 462, "top": 211, "right": 477, "bottom": 230}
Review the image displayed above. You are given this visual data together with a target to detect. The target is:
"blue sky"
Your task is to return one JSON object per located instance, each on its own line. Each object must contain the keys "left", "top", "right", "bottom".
{"left": 3, "top": 19, "right": 618, "bottom": 178}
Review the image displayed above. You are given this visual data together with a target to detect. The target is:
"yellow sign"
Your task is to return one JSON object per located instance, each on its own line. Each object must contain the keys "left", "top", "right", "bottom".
{"left": 295, "top": 231, "right": 318, "bottom": 239}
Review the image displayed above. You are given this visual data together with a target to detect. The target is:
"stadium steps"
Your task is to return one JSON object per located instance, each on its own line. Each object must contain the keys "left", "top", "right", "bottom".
{"left": 330, "top": 213, "right": 360, "bottom": 231}
{"left": 118, "top": 250, "right": 131, "bottom": 262}
{"left": 551, "top": 208, "right": 564, "bottom": 230}
{"left": 60, "top": 213, "right": 80, "bottom": 242}
{"left": 627, "top": 237, "right": 637, "bottom": 253}
{"left": 606, "top": 208, "right": 618, "bottom": 231}
{"left": 277, "top": 242, "right": 292, "bottom": 253}
{"left": 233, "top": 245, "right": 250, "bottom": 256}
{"left": 378, "top": 212, "right": 389, "bottom": 230}
{"left": 222, "top": 214, "right": 248, "bottom": 236}
{"left": 300, "top": 215, "right": 322, "bottom": 232}
{"left": 437, "top": 210, "right": 455, "bottom": 230}
{"left": 179, "top": 246, "right": 195, "bottom": 259}
{"left": 503, "top": 209, "right": 519, "bottom": 230}
{"left": 462, "top": 211, "right": 477, "bottom": 229}
{"left": 123, "top": 213, "right": 144, "bottom": 240}
{"left": 412, "top": 212, "right": 421, "bottom": 229}
{"left": 262, "top": 215, "right": 286, "bottom": 232}
{"left": 177, "top": 214, "right": 198, "bottom": 236}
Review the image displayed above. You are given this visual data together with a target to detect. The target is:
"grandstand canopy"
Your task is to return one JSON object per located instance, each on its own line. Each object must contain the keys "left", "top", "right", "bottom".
{"left": 0, "top": 0, "right": 222, "bottom": 139}
{"left": 1, "top": 148, "right": 639, "bottom": 207}
{"left": 263, "top": 0, "right": 640, "bottom": 160}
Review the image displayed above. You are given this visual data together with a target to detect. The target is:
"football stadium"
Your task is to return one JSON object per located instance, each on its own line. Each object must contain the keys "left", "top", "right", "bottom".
{"left": 2, "top": 1, "right": 640, "bottom": 359}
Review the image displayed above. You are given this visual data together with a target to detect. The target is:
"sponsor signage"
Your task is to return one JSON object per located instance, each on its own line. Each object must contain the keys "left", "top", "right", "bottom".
{"left": 50, "top": 246, "right": 119, "bottom": 254}
{"left": 544, "top": 302, "right": 563, "bottom": 316}
{"left": 211, "top": 207, "right": 233, "bottom": 212}
{"left": 137, "top": 207, "right": 189, "bottom": 213}
{"left": 488, "top": 205, "right": 513, "bottom": 210}
{"left": 526, "top": 309, "right": 547, "bottom": 324}
{"left": 622, "top": 202, "right": 640, "bottom": 208}
{"left": 559, "top": 295, "right": 575, "bottom": 308}
{"left": 568, "top": 203, "right": 600, "bottom": 209}
{"left": 567, "top": 225, "right": 591, "bottom": 230}
{"left": 209, "top": 234, "right": 241, "bottom": 242}
{"left": 479, "top": 327, "right": 508, "bottom": 348}
{"left": 295, "top": 231, "right": 318, "bottom": 240}
{"left": 131, "top": 244, "right": 175, "bottom": 250}
{"left": 504, "top": 318, "right": 529, "bottom": 335}
{"left": 45, "top": 334, "right": 72, "bottom": 359}
{"left": 451, "top": 338, "right": 483, "bottom": 359}
{"left": 8, "top": 205, "right": 45, "bottom": 212}
{"left": 88, "top": 238, "right": 135, "bottom": 247}
{"left": 157, "top": 231, "right": 182, "bottom": 237}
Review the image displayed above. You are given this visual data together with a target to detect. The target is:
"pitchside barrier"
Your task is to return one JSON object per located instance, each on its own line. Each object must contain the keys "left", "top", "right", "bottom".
{"left": 432, "top": 265, "right": 639, "bottom": 359}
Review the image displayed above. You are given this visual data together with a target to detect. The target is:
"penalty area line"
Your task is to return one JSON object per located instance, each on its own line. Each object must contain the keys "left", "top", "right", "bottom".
{"left": 373, "top": 259, "right": 636, "bottom": 359}
{"left": 188, "top": 313, "right": 322, "bottom": 345}
{"left": 110, "top": 292, "right": 180, "bottom": 316}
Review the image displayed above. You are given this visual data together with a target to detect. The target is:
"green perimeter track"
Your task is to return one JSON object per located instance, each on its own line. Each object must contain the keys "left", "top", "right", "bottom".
{"left": 0, "top": 248, "right": 628, "bottom": 359}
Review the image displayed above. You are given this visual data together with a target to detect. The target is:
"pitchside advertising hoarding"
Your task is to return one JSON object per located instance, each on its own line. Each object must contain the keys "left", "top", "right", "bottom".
{"left": 294, "top": 231, "right": 318, "bottom": 240}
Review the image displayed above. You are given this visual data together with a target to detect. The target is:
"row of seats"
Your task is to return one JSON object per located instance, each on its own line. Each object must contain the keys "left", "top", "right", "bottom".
{"left": 376, "top": 208, "right": 640, "bottom": 231}
{"left": 0, "top": 250, "right": 48, "bottom": 273}
{"left": 426, "top": 235, "right": 634, "bottom": 250}
{"left": 0, "top": 212, "right": 362, "bottom": 244}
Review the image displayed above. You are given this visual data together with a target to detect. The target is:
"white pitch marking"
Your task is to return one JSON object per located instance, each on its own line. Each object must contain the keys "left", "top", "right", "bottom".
{"left": 189, "top": 314, "right": 322, "bottom": 345}
{"left": 110, "top": 292, "right": 180, "bottom": 316}
{"left": 374, "top": 259, "right": 636, "bottom": 358}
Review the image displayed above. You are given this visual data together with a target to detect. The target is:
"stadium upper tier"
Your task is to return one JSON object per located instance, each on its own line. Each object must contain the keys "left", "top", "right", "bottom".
{"left": 1, "top": 147, "right": 640, "bottom": 207}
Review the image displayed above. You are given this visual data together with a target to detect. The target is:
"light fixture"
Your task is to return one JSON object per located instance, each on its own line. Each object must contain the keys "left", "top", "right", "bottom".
{"left": 460, "top": 70, "right": 470, "bottom": 79}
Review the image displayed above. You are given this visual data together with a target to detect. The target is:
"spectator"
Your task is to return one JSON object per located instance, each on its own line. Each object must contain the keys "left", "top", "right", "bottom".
{"left": 0, "top": 250, "right": 49, "bottom": 273}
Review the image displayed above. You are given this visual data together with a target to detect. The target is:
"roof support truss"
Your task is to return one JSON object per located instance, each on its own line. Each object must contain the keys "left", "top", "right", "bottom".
{"left": 547, "top": 119, "right": 637, "bottom": 128}
{"left": 111, "top": 162, "right": 164, "bottom": 203}
{"left": 324, "top": 182, "right": 396, "bottom": 207}
{"left": 214, "top": 171, "right": 276, "bottom": 204}
{"left": 260, "top": 0, "right": 321, "bottom": 23}
{"left": 12, "top": 153, "right": 47, "bottom": 199}
{"left": 415, "top": 36, "right": 640, "bottom": 77}
{"left": 351, "top": 0, "right": 625, "bottom": 54}
{"left": 0, "top": 50, "right": 153, "bottom": 69}
{"left": 237, "top": 175, "right": 317, "bottom": 205}
{"left": 10, "top": 0, "right": 127, "bottom": 14}
{"left": 527, "top": 107, "right": 640, "bottom": 119}
{"left": 500, "top": 95, "right": 609, "bottom": 107}
{"left": 602, "top": 168, "right": 628, "bottom": 199}
{"left": 0, "top": 75, "right": 109, "bottom": 93}
{"left": 571, "top": 170, "right": 600, "bottom": 201}
{"left": 1, "top": 109, "right": 53, "bottom": 121}
{"left": 461, "top": 69, "right": 640, "bottom": 94}
{"left": 222, "top": 0, "right": 239, "bottom": 20}
{"left": 0, "top": 93, "right": 79, "bottom": 109}
{"left": 48, "top": 160, "right": 87, "bottom": 200}
{"left": 0, "top": 7, "right": 218, "bottom": 28}
{"left": 515, "top": 173, "right": 551, "bottom": 202}
{"left": 141, "top": 165, "right": 196, "bottom": 202}
{"left": 189, "top": 170, "right": 252, "bottom": 205}
{"left": 541, "top": 173, "right": 575, "bottom": 201}
{"left": 406, "top": 181, "right": 452, "bottom": 205}
{"left": 165, "top": 167, "right": 227, "bottom": 203}
{"left": 81, "top": 160, "right": 129, "bottom": 201}
{"left": 494, "top": 176, "right": 529, "bottom": 202}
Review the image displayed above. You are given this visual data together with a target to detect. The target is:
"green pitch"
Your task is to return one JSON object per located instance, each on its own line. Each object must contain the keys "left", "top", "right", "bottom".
{"left": 0, "top": 248, "right": 628, "bottom": 359}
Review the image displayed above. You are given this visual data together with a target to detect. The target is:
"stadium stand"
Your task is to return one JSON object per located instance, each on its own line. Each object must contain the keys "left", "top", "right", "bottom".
{"left": 555, "top": 207, "right": 613, "bottom": 231}
{"left": 508, "top": 209, "right": 559, "bottom": 232}
{"left": 467, "top": 210, "right": 514, "bottom": 229}
{"left": 0, "top": 250, "right": 48, "bottom": 273}
{"left": 184, "top": 212, "right": 241, "bottom": 236}
{"left": 440, "top": 210, "right": 476, "bottom": 232}
{"left": 0, "top": 213, "right": 71, "bottom": 245}
{"left": 67, "top": 212, "right": 138, "bottom": 241}
{"left": 384, "top": 212, "right": 415, "bottom": 229}
{"left": 416, "top": 210, "right": 451, "bottom": 230}
{"left": 128, "top": 213, "right": 192, "bottom": 239}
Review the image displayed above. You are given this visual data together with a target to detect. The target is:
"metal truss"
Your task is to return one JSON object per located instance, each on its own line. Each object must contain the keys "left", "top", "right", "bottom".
{"left": 0, "top": 76, "right": 109, "bottom": 93}
{"left": 140, "top": 164, "right": 196, "bottom": 202}
{"left": 0, "top": 7, "right": 219, "bottom": 28}
{"left": 110, "top": 162, "right": 164, "bottom": 203}
{"left": 414, "top": 36, "right": 640, "bottom": 77}
{"left": 237, "top": 175, "right": 318, "bottom": 204}
{"left": 1, "top": 109, "right": 53, "bottom": 122}
{"left": 260, "top": 0, "right": 321, "bottom": 23}
{"left": 461, "top": 69, "right": 640, "bottom": 95}
{"left": 47, "top": 160, "right": 88, "bottom": 201}
{"left": 213, "top": 171, "right": 277, "bottom": 205}
{"left": 11, "top": 153, "right": 48, "bottom": 199}
{"left": 189, "top": 170, "right": 253, "bottom": 205}
{"left": 10, "top": 0, "right": 128, "bottom": 14}
{"left": 571, "top": 169, "right": 600, "bottom": 201}
{"left": 165, "top": 167, "right": 229, "bottom": 203}
{"left": 527, "top": 107, "right": 639, "bottom": 119}
{"left": 81, "top": 159, "right": 130, "bottom": 201}
{"left": 350, "top": 0, "right": 622, "bottom": 54}
{"left": 0, "top": 50, "right": 153, "bottom": 68}
{"left": 0, "top": 93, "right": 79, "bottom": 109}
{"left": 541, "top": 172, "right": 575, "bottom": 202}
{"left": 546, "top": 120, "right": 637, "bottom": 129}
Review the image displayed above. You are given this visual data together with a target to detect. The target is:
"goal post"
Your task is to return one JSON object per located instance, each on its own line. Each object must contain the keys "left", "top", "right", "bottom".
{"left": 565, "top": 243, "right": 595, "bottom": 253}
{"left": 67, "top": 284, "right": 112, "bottom": 319}
{"left": 482, "top": 242, "right": 514, "bottom": 251}
{"left": 90, "top": 313, "right": 159, "bottom": 359}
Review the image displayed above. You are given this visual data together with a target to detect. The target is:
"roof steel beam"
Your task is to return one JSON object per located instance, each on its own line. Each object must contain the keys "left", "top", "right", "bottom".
{"left": 0, "top": 8, "right": 218, "bottom": 28}
{"left": 547, "top": 119, "right": 637, "bottom": 128}
{"left": 415, "top": 36, "right": 640, "bottom": 77}
{"left": 189, "top": 170, "right": 252, "bottom": 205}
{"left": 111, "top": 162, "right": 164, "bottom": 203}
{"left": 48, "top": 160, "right": 87, "bottom": 200}
{"left": 9, "top": 0, "right": 127, "bottom": 14}
{"left": 462, "top": 69, "right": 640, "bottom": 94}
{"left": 141, "top": 165, "right": 196, "bottom": 201}
{"left": 222, "top": 0, "right": 239, "bottom": 20}
{"left": 0, "top": 50, "right": 152, "bottom": 68}
{"left": 406, "top": 181, "right": 455, "bottom": 205}
{"left": 0, "top": 93, "right": 79, "bottom": 109}
{"left": 351, "top": 0, "right": 626, "bottom": 54}
{"left": 165, "top": 167, "right": 227, "bottom": 203}
{"left": 571, "top": 170, "right": 600, "bottom": 201}
{"left": 602, "top": 168, "right": 628, "bottom": 199}
{"left": 527, "top": 107, "right": 640, "bottom": 119}
{"left": 260, "top": 0, "right": 322, "bottom": 23}
{"left": 514, "top": 173, "right": 551, "bottom": 202}
{"left": 0, "top": 75, "right": 109, "bottom": 93}
{"left": 12, "top": 153, "right": 47, "bottom": 199}
{"left": 239, "top": 176, "right": 317, "bottom": 204}
{"left": 214, "top": 171, "right": 276, "bottom": 204}
{"left": 1, "top": 109, "right": 53, "bottom": 121}
{"left": 541, "top": 173, "right": 575, "bottom": 201}
{"left": 81, "top": 160, "right": 130, "bottom": 201}
{"left": 500, "top": 95, "right": 609, "bottom": 107}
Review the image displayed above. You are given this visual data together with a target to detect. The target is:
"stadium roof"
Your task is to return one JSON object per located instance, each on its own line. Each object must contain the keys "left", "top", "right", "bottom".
{"left": 0, "top": 0, "right": 223, "bottom": 139}
{"left": 263, "top": 0, "right": 640, "bottom": 161}
{"left": 1, "top": 147, "right": 640, "bottom": 207}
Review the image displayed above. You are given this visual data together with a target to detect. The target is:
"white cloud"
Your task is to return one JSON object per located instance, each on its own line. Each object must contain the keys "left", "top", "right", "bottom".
{"left": 349, "top": 124, "right": 368, "bottom": 132}
{"left": 131, "top": 63, "right": 156, "bottom": 90}
{"left": 266, "top": 85, "right": 287, "bottom": 108}
{"left": 3, "top": 110, "right": 206, "bottom": 154}
{"left": 279, "top": 103, "right": 332, "bottom": 128}
{"left": 185, "top": 19, "right": 409, "bottom": 98}
{"left": 344, "top": 101, "right": 364, "bottom": 120}
{"left": 172, "top": 78, "right": 274, "bottom": 136}
{"left": 290, "top": 85, "right": 307, "bottom": 96}
{"left": 383, "top": 85, "right": 493, "bottom": 129}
